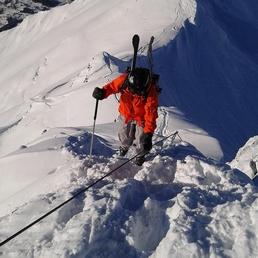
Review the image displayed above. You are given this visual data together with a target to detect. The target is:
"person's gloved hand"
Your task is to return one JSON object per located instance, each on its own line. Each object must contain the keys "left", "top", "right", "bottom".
{"left": 92, "top": 87, "right": 105, "bottom": 100}
{"left": 142, "top": 133, "right": 153, "bottom": 152}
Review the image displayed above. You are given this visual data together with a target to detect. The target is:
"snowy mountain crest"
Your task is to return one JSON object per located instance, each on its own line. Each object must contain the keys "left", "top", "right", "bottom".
{"left": 0, "top": 0, "right": 258, "bottom": 257}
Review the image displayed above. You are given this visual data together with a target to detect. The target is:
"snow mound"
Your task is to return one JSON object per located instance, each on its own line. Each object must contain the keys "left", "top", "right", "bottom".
{"left": 230, "top": 136, "right": 258, "bottom": 179}
{"left": 1, "top": 135, "right": 257, "bottom": 258}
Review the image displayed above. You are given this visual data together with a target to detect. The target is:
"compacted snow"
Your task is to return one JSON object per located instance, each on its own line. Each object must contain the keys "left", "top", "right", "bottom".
{"left": 0, "top": 0, "right": 258, "bottom": 257}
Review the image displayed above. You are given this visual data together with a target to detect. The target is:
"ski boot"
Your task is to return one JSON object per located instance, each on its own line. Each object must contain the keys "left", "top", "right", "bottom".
{"left": 119, "top": 146, "right": 128, "bottom": 157}
{"left": 134, "top": 155, "right": 145, "bottom": 166}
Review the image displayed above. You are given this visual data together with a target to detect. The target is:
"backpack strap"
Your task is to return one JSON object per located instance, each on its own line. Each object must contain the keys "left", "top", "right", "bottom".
{"left": 119, "top": 73, "right": 130, "bottom": 94}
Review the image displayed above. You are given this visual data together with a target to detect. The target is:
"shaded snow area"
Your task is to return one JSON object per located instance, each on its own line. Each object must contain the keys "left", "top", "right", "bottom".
{"left": 0, "top": 0, "right": 258, "bottom": 257}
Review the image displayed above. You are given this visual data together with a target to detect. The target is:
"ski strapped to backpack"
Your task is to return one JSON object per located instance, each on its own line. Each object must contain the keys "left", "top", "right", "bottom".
{"left": 146, "top": 35, "right": 162, "bottom": 94}
{"left": 131, "top": 34, "right": 140, "bottom": 72}
{"left": 120, "top": 34, "right": 162, "bottom": 98}
{"left": 147, "top": 36, "right": 154, "bottom": 79}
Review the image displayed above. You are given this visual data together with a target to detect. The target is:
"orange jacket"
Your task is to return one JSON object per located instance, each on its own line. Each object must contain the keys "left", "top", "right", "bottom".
{"left": 103, "top": 73, "right": 158, "bottom": 133}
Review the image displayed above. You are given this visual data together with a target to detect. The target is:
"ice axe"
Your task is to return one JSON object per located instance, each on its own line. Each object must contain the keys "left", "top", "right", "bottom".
{"left": 89, "top": 99, "right": 99, "bottom": 159}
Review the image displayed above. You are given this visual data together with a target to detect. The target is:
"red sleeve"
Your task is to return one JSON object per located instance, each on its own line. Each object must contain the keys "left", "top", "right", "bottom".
{"left": 144, "top": 84, "right": 159, "bottom": 134}
{"left": 103, "top": 74, "right": 127, "bottom": 98}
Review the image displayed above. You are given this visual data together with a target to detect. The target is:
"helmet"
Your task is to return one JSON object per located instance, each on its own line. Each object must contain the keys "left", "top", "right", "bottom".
{"left": 127, "top": 68, "right": 150, "bottom": 96}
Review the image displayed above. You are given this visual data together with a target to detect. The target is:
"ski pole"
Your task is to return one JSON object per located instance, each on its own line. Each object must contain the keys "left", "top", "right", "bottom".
{"left": 89, "top": 99, "right": 99, "bottom": 159}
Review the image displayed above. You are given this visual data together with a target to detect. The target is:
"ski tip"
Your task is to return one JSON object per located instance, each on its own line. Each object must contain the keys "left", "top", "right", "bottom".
{"left": 132, "top": 34, "right": 140, "bottom": 44}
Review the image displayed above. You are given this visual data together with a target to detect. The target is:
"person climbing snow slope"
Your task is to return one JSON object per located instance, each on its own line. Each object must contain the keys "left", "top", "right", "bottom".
{"left": 92, "top": 67, "right": 159, "bottom": 166}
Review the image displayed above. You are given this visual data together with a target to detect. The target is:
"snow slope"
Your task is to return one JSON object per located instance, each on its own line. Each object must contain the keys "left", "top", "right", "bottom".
{"left": 1, "top": 0, "right": 258, "bottom": 257}
{"left": 0, "top": 0, "right": 74, "bottom": 32}
{"left": 155, "top": 0, "right": 258, "bottom": 161}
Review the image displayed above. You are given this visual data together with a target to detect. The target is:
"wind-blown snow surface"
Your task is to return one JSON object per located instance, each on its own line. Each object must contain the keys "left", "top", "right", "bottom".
{"left": 1, "top": 0, "right": 258, "bottom": 257}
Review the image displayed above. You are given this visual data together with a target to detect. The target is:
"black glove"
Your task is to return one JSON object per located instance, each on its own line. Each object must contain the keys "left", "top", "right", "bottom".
{"left": 142, "top": 133, "right": 153, "bottom": 152}
{"left": 92, "top": 87, "right": 105, "bottom": 100}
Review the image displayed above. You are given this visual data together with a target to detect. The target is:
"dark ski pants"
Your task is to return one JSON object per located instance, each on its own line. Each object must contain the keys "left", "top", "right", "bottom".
{"left": 118, "top": 116, "right": 146, "bottom": 156}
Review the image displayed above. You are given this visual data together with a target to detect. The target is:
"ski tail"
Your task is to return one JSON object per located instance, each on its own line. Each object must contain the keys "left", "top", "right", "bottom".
{"left": 146, "top": 36, "right": 161, "bottom": 94}
{"left": 147, "top": 36, "right": 155, "bottom": 76}
{"left": 131, "top": 34, "right": 140, "bottom": 72}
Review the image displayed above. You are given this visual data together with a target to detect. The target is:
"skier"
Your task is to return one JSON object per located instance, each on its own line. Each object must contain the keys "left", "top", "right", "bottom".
{"left": 92, "top": 67, "right": 159, "bottom": 166}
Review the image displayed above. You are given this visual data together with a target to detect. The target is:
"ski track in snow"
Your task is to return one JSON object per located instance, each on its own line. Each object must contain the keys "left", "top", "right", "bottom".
{"left": 31, "top": 53, "right": 108, "bottom": 107}
{"left": 0, "top": 119, "right": 22, "bottom": 136}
